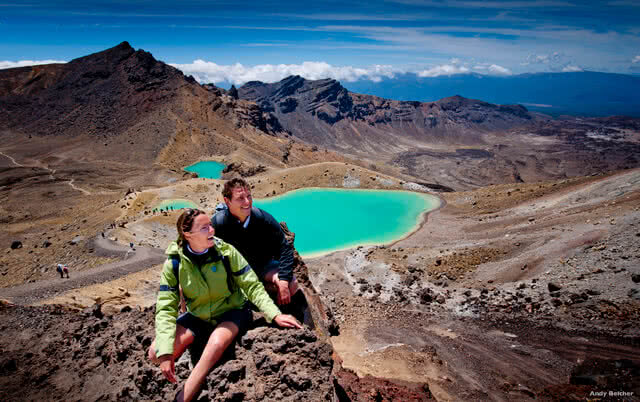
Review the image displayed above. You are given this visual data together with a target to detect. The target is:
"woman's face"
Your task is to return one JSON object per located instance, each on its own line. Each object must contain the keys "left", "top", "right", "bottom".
{"left": 183, "top": 214, "right": 215, "bottom": 252}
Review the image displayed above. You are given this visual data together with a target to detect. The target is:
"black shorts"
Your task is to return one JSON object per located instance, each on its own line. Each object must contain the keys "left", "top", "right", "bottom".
{"left": 176, "top": 305, "right": 252, "bottom": 343}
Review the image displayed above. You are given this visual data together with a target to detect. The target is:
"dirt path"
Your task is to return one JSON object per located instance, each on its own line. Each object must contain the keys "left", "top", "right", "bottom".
{"left": 48, "top": 167, "right": 92, "bottom": 195}
{"left": 0, "top": 236, "right": 165, "bottom": 305}
{"left": 67, "top": 177, "right": 91, "bottom": 195}
{"left": 0, "top": 150, "right": 24, "bottom": 167}
{"left": 1, "top": 149, "right": 93, "bottom": 195}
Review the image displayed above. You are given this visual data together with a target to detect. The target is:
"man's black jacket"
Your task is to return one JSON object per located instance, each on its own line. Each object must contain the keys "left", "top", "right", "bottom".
{"left": 211, "top": 207, "right": 295, "bottom": 282}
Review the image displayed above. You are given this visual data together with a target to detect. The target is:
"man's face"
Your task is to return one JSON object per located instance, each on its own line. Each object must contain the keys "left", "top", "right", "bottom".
{"left": 225, "top": 186, "right": 252, "bottom": 222}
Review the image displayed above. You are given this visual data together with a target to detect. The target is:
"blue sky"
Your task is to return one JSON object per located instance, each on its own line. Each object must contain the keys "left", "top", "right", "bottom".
{"left": 1, "top": 1, "right": 639, "bottom": 84}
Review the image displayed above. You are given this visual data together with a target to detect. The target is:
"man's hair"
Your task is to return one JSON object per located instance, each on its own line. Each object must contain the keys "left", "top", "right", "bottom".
{"left": 222, "top": 178, "right": 250, "bottom": 200}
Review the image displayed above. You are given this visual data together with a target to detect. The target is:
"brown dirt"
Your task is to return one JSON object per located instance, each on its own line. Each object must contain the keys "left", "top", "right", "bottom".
{"left": 2, "top": 126, "right": 640, "bottom": 401}
{"left": 306, "top": 168, "right": 640, "bottom": 400}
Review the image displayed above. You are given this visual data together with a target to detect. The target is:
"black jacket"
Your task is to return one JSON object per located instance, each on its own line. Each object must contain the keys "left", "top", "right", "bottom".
{"left": 211, "top": 207, "right": 295, "bottom": 282}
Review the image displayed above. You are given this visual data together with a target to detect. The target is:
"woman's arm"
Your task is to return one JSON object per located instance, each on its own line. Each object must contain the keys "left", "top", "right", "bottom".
{"left": 155, "top": 258, "right": 181, "bottom": 357}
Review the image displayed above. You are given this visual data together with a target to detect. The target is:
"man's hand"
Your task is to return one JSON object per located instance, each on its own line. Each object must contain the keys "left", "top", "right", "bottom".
{"left": 158, "top": 354, "right": 177, "bottom": 383}
{"left": 274, "top": 314, "right": 302, "bottom": 329}
{"left": 275, "top": 278, "right": 291, "bottom": 305}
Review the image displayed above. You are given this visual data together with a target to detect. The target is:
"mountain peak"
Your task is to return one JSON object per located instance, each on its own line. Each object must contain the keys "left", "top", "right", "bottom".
{"left": 69, "top": 41, "right": 136, "bottom": 65}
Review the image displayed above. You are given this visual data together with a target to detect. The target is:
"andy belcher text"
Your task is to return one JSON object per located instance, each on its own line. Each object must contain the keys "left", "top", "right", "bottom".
{"left": 590, "top": 391, "right": 634, "bottom": 397}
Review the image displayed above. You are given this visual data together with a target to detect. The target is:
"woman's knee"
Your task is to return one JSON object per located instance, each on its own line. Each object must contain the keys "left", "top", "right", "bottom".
{"left": 176, "top": 325, "right": 195, "bottom": 345}
{"left": 205, "top": 322, "right": 239, "bottom": 352}
{"left": 149, "top": 325, "right": 194, "bottom": 363}
{"left": 174, "top": 325, "right": 195, "bottom": 356}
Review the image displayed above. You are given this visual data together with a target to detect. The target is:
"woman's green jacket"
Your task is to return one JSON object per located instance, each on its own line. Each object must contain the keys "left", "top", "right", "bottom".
{"left": 154, "top": 238, "right": 281, "bottom": 357}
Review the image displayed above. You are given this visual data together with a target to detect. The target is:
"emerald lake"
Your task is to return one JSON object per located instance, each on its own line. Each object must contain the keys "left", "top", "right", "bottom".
{"left": 184, "top": 161, "right": 226, "bottom": 179}
{"left": 154, "top": 199, "right": 198, "bottom": 211}
{"left": 253, "top": 188, "right": 440, "bottom": 257}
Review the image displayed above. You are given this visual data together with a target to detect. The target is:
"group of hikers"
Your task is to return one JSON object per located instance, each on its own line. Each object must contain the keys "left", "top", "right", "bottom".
{"left": 148, "top": 178, "right": 307, "bottom": 402}
{"left": 56, "top": 263, "right": 69, "bottom": 278}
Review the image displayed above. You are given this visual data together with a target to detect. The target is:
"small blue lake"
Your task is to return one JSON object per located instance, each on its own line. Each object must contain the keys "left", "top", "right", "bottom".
{"left": 253, "top": 188, "right": 440, "bottom": 257}
{"left": 184, "top": 161, "right": 226, "bottom": 179}
{"left": 153, "top": 199, "right": 198, "bottom": 211}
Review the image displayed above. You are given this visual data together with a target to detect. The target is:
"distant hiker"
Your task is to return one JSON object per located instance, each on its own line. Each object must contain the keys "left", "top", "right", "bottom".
{"left": 56, "top": 264, "right": 64, "bottom": 278}
{"left": 63, "top": 265, "right": 69, "bottom": 278}
{"left": 212, "top": 178, "right": 307, "bottom": 322}
{"left": 149, "top": 208, "right": 301, "bottom": 402}
{"left": 129, "top": 242, "right": 134, "bottom": 249}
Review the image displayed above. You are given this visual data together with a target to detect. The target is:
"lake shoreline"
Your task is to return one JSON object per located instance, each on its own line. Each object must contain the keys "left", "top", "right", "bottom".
{"left": 299, "top": 191, "right": 444, "bottom": 259}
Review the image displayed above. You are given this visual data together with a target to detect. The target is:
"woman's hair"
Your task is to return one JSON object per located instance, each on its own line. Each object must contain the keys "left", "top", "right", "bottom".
{"left": 176, "top": 208, "right": 205, "bottom": 246}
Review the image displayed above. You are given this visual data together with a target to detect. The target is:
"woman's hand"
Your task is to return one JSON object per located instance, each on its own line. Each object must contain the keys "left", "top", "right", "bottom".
{"left": 158, "top": 354, "right": 177, "bottom": 383}
{"left": 274, "top": 314, "right": 302, "bottom": 329}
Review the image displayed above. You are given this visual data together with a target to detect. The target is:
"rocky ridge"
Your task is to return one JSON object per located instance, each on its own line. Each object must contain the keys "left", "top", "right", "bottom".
{"left": 239, "top": 76, "right": 537, "bottom": 151}
{"left": 240, "top": 76, "right": 640, "bottom": 190}
{"left": 0, "top": 42, "right": 325, "bottom": 171}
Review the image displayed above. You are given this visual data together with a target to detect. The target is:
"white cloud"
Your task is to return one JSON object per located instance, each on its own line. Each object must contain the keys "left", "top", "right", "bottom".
{"left": 472, "top": 63, "right": 512, "bottom": 75}
{"left": 170, "top": 60, "right": 398, "bottom": 85}
{"left": 488, "top": 64, "right": 512, "bottom": 75}
{"left": 0, "top": 59, "right": 66, "bottom": 69}
{"left": 562, "top": 65, "right": 583, "bottom": 72}
{"left": 633, "top": 55, "right": 640, "bottom": 63}
{"left": 417, "top": 64, "right": 470, "bottom": 77}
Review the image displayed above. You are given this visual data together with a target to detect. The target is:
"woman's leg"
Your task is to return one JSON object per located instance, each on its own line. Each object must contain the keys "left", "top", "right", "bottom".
{"left": 147, "top": 324, "right": 194, "bottom": 363}
{"left": 177, "top": 321, "right": 239, "bottom": 402}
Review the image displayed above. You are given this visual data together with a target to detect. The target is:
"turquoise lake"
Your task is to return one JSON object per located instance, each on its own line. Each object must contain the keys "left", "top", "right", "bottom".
{"left": 154, "top": 199, "right": 198, "bottom": 211}
{"left": 253, "top": 188, "right": 440, "bottom": 257}
{"left": 184, "top": 161, "right": 226, "bottom": 179}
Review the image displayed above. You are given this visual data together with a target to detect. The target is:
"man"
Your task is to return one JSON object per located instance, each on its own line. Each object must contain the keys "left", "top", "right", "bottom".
{"left": 212, "top": 178, "right": 306, "bottom": 317}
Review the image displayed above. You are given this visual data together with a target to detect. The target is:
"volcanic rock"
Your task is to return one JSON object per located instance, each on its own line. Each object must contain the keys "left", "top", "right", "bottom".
{"left": 548, "top": 282, "right": 562, "bottom": 292}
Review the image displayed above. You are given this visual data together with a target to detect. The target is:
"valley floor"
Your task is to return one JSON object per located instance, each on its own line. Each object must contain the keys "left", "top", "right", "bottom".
{"left": 1, "top": 159, "right": 639, "bottom": 400}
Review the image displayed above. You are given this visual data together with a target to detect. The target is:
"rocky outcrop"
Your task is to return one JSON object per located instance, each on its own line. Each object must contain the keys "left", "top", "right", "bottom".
{"left": 221, "top": 162, "right": 268, "bottom": 178}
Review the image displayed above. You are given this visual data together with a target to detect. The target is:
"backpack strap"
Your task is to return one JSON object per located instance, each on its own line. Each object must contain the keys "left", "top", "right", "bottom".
{"left": 168, "top": 254, "right": 186, "bottom": 313}
{"left": 170, "top": 254, "right": 180, "bottom": 287}
{"left": 212, "top": 204, "right": 228, "bottom": 228}
{"left": 221, "top": 254, "right": 235, "bottom": 293}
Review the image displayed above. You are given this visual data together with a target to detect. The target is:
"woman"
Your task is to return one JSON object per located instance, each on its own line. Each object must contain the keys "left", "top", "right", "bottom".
{"left": 148, "top": 209, "right": 301, "bottom": 402}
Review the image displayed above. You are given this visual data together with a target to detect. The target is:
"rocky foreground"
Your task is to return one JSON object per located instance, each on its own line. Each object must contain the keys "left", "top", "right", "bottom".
{"left": 0, "top": 300, "right": 439, "bottom": 402}
{"left": 0, "top": 225, "right": 436, "bottom": 402}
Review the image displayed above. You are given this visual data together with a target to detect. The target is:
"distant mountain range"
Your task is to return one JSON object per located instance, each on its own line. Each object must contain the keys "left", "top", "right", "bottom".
{"left": 238, "top": 76, "right": 539, "bottom": 155}
{"left": 238, "top": 75, "right": 640, "bottom": 189}
{"left": 1, "top": 42, "right": 638, "bottom": 190}
{"left": 342, "top": 72, "right": 640, "bottom": 118}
